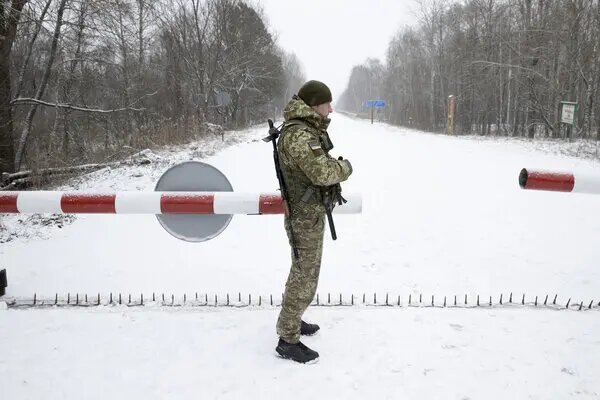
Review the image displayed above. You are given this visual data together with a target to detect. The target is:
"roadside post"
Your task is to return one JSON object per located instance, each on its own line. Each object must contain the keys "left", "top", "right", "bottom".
{"left": 559, "top": 101, "right": 578, "bottom": 140}
{"left": 366, "top": 100, "right": 386, "bottom": 124}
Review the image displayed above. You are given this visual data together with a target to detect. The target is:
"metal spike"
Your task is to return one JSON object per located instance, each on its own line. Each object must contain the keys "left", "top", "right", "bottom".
{"left": 589, "top": 300, "right": 593, "bottom": 309}
{"left": 398, "top": 295, "right": 401, "bottom": 306}
{"left": 553, "top": 294, "right": 557, "bottom": 305}
{"left": 259, "top": 295, "right": 261, "bottom": 306}
{"left": 464, "top": 294, "right": 467, "bottom": 305}
{"left": 362, "top": 293, "right": 365, "bottom": 304}
{"left": 477, "top": 295, "right": 480, "bottom": 306}
{"left": 141, "top": 293, "right": 144, "bottom": 305}
{"left": 85, "top": 294, "right": 88, "bottom": 303}
{"left": 509, "top": 293, "right": 512, "bottom": 303}
{"left": 579, "top": 301, "right": 583, "bottom": 311}
{"left": 249, "top": 294, "right": 252, "bottom": 305}
{"left": 443, "top": 296, "right": 446, "bottom": 307}
{"left": 97, "top": 293, "right": 100, "bottom": 305}
{"left": 239, "top": 292, "right": 241, "bottom": 302}
{"left": 340, "top": 293, "right": 343, "bottom": 305}
{"left": 118, "top": 293, "right": 122, "bottom": 305}
{"left": 184, "top": 293, "right": 187, "bottom": 304}
{"left": 374, "top": 293, "right": 377, "bottom": 304}
{"left": 566, "top": 298, "right": 571, "bottom": 308}
{"left": 409, "top": 294, "right": 412, "bottom": 305}
{"left": 386, "top": 293, "right": 389, "bottom": 306}
{"left": 152, "top": 292, "right": 155, "bottom": 302}
{"left": 419, "top": 294, "right": 422, "bottom": 303}
{"left": 55, "top": 293, "right": 58, "bottom": 305}
{"left": 110, "top": 293, "right": 113, "bottom": 304}
{"left": 270, "top": 294, "right": 273, "bottom": 306}
{"left": 214, "top": 294, "right": 217, "bottom": 306}
{"left": 128, "top": 294, "right": 131, "bottom": 304}
{"left": 226, "top": 293, "right": 229, "bottom": 306}
{"left": 68, "top": 293, "right": 71, "bottom": 304}
{"left": 500, "top": 294, "right": 503, "bottom": 305}
{"left": 162, "top": 293, "right": 165, "bottom": 302}
{"left": 205, "top": 294, "right": 208, "bottom": 303}
{"left": 454, "top": 295, "right": 456, "bottom": 306}
{"left": 328, "top": 293, "right": 331, "bottom": 304}
{"left": 489, "top": 296, "right": 492, "bottom": 306}
{"left": 76, "top": 293, "right": 79, "bottom": 305}
{"left": 521, "top": 294, "right": 525, "bottom": 305}
{"left": 33, "top": 293, "right": 37, "bottom": 305}
{"left": 431, "top": 295, "right": 434, "bottom": 307}
{"left": 351, "top": 294, "right": 354, "bottom": 305}
{"left": 196, "top": 292, "right": 199, "bottom": 301}
{"left": 534, "top": 296, "right": 538, "bottom": 306}
{"left": 544, "top": 295, "right": 548, "bottom": 305}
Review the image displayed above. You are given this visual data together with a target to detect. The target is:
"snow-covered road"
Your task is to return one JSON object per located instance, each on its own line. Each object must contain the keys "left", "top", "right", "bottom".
{"left": 1, "top": 114, "right": 599, "bottom": 399}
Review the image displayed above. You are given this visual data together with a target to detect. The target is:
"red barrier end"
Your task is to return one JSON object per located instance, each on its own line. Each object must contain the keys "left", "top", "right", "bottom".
{"left": 0, "top": 193, "right": 19, "bottom": 213}
{"left": 519, "top": 168, "right": 574, "bottom": 192}
{"left": 258, "top": 194, "right": 284, "bottom": 214}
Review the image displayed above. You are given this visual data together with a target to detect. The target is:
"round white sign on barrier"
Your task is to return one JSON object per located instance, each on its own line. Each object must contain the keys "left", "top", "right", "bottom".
{"left": 154, "top": 161, "right": 233, "bottom": 242}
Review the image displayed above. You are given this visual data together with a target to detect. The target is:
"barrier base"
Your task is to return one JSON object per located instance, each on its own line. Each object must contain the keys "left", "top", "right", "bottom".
{"left": 0, "top": 269, "right": 7, "bottom": 297}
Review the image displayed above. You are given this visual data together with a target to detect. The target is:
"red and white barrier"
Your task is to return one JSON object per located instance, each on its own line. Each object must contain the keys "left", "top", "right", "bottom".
{"left": 519, "top": 168, "right": 600, "bottom": 194}
{"left": 0, "top": 191, "right": 362, "bottom": 215}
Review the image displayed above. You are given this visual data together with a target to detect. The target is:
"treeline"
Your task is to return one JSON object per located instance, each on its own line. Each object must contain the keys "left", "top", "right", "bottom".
{"left": 338, "top": 0, "right": 600, "bottom": 139}
{"left": 0, "top": 0, "right": 305, "bottom": 175}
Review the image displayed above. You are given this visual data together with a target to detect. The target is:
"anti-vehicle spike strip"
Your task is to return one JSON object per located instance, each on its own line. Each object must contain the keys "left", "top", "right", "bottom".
{"left": 519, "top": 168, "right": 600, "bottom": 194}
{"left": 0, "top": 191, "right": 361, "bottom": 215}
{"left": 3, "top": 292, "right": 599, "bottom": 311}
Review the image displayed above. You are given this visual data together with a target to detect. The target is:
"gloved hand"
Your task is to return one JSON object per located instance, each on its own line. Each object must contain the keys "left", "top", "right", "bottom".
{"left": 338, "top": 156, "right": 352, "bottom": 175}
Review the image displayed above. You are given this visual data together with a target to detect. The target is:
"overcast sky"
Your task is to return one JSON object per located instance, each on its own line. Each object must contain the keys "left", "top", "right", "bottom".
{"left": 257, "top": 0, "right": 421, "bottom": 101}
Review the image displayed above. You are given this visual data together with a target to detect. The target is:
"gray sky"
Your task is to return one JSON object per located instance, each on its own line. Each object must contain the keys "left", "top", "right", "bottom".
{"left": 257, "top": 0, "right": 420, "bottom": 100}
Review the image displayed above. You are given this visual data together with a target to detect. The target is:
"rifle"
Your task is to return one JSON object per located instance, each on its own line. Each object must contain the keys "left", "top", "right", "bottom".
{"left": 263, "top": 119, "right": 299, "bottom": 259}
{"left": 321, "top": 184, "right": 347, "bottom": 240}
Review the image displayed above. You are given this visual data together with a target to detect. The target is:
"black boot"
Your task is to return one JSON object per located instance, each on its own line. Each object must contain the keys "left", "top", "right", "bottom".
{"left": 300, "top": 320, "right": 320, "bottom": 336}
{"left": 275, "top": 338, "right": 319, "bottom": 363}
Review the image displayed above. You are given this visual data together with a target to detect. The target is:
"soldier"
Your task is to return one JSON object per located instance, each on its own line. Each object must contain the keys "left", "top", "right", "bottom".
{"left": 275, "top": 80, "right": 353, "bottom": 363}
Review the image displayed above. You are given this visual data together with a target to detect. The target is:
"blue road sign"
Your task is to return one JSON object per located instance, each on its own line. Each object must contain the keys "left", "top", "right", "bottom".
{"left": 366, "top": 100, "right": 386, "bottom": 108}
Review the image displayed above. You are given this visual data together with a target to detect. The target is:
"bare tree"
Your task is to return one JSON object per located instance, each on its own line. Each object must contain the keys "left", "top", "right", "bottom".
{"left": 0, "top": 0, "right": 28, "bottom": 174}
{"left": 14, "top": 0, "right": 68, "bottom": 171}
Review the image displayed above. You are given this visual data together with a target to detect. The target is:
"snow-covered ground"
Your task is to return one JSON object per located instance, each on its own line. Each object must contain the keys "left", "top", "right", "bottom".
{"left": 1, "top": 114, "right": 599, "bottom": 399}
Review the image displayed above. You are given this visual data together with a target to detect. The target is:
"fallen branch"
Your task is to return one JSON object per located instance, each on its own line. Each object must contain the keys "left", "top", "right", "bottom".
{"left": 1, "top": 149, "right": 157, "bottom": 189}
{"left": 10, "top": 98, "right": 146, "bottom": 113}
{"left": 3, "top": 162, "right": 120, "bottom": 183}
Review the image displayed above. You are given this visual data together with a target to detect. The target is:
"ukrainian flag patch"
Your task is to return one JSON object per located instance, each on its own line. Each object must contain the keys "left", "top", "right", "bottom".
{"left": 308, "top": 140, "right": 322, "bottom": 151}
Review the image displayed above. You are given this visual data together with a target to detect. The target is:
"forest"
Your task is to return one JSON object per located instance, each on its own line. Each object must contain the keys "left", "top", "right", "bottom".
{"left": 338, "top": 0, "right": 600, "bottom": 140}
{"left": 0, "top": 0, "right": 305, "bottom": 180}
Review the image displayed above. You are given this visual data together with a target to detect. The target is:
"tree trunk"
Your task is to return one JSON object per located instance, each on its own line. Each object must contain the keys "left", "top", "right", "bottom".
{"left": 0, "top": 0, "right": 28, "bottom": 174}
{"left": 14, "top": 0, "right": 52, "bottom": 99}
{"left": 14, "top": 0, "right": 68, "bottom": 171}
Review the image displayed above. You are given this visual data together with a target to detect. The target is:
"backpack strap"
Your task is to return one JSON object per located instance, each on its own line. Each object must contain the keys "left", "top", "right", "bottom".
{"left": 283, "top": 118, "right": 310, "bottom": 131}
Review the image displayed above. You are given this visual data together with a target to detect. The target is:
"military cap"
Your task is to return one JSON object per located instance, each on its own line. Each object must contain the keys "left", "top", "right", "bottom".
{"left": 298, "top": 80, "right": 332, "bottom": 106}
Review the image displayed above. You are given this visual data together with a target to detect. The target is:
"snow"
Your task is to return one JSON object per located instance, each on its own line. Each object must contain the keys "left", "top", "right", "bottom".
{"left": 1, "top": 114, "right": 600, "bottom": 399}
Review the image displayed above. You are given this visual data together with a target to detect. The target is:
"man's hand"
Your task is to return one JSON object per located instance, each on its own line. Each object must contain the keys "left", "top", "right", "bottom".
{"left": 338, "top": 156, "right": 353, "bottom": 175}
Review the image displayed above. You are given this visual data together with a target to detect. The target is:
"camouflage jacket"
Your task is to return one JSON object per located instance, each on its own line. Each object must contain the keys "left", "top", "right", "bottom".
{"left": 277, "top": 96, "right": 353, "bottom": 215}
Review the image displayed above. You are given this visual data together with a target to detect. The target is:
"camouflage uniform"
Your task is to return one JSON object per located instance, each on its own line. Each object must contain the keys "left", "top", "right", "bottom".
{"left": 275, "top": 95, "right": 353, "bottom": 344}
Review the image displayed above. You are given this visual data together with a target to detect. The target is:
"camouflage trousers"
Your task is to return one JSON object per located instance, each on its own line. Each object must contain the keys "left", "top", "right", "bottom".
{"left": 276, "top": 211, "right": 325, "bottom": 344}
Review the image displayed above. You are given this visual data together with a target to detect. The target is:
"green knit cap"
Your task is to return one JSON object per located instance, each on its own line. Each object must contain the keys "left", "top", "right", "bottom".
{"left": 298, "top": 80, "right": 332, "bottom": 106}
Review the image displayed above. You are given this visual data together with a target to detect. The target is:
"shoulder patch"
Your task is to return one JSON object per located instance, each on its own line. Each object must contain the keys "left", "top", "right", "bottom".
{"left": 308, "top": 140, "right": 322, "bottom": 152}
